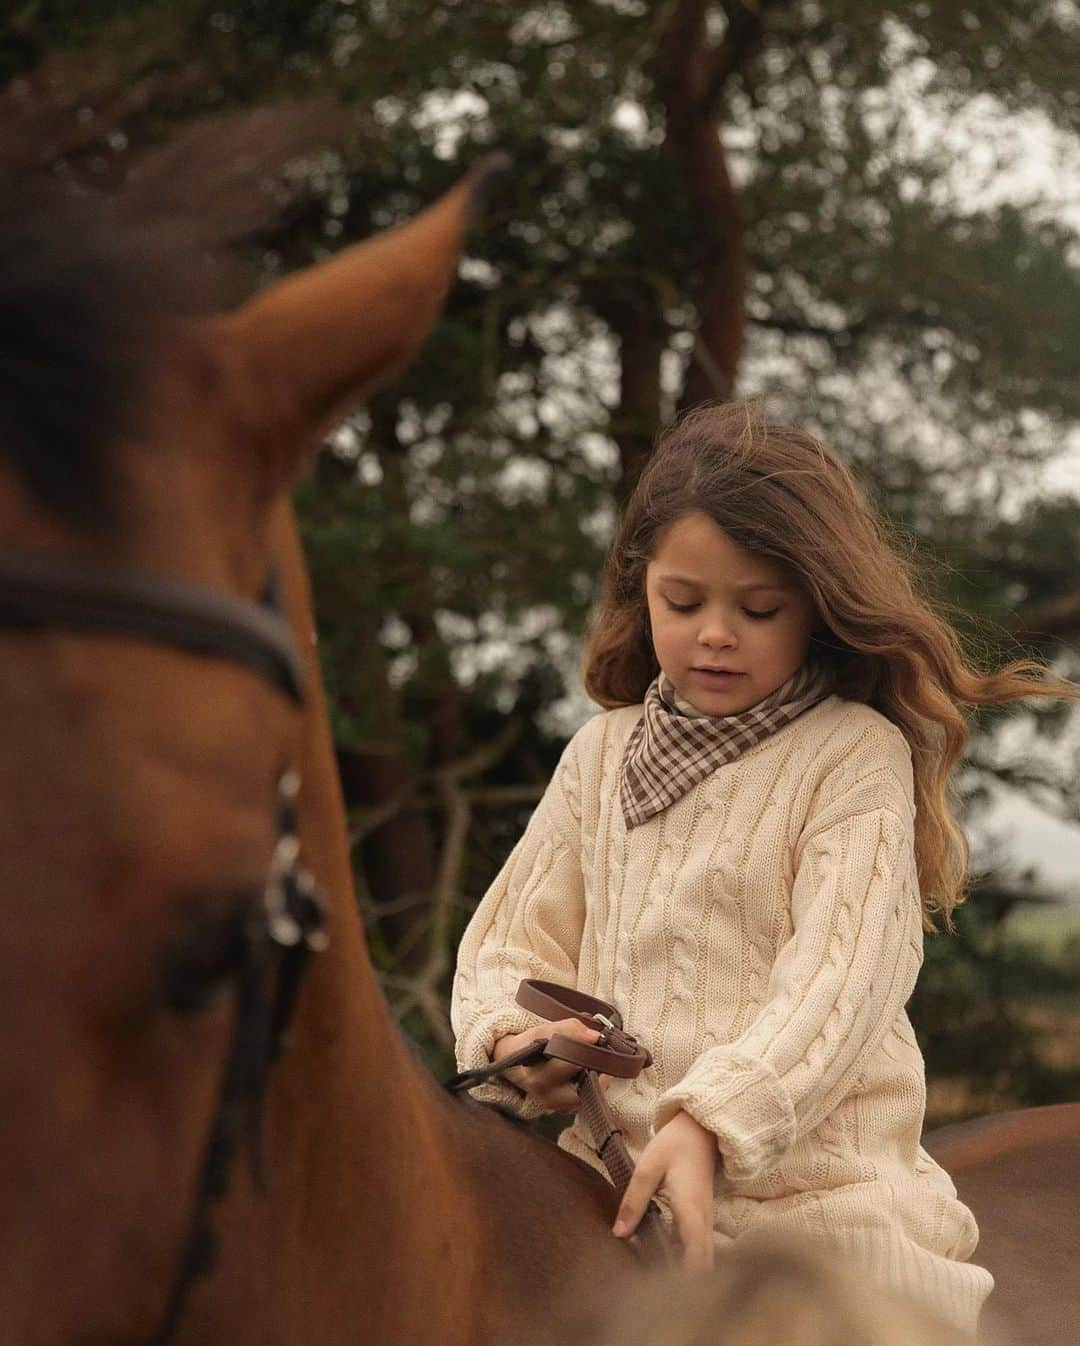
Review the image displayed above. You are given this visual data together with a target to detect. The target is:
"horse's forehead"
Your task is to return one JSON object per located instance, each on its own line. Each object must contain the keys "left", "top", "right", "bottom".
{"left": 0, "top": 328, "right": 297, "bottom": 927}
{"left": 88, "top": 347, "right": 279, "bottom": 597}
{"left": 3, "top": 642, "right": 281, "bottom": 856}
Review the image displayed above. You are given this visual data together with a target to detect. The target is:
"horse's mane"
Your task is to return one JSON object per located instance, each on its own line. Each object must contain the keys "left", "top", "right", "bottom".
{"left": 0, "top": 73, "right": 339, "bottom": 527}
{"left": 0, "top": 182, "right": 180, "bottom": 527}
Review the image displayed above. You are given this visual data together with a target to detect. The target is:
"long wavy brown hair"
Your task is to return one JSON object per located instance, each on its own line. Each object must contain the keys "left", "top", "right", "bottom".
{"left": 581, "top": 401, "right": 1078, "bottom": 927}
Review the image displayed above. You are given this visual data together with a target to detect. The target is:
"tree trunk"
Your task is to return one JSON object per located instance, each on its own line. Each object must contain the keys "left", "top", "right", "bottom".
{"left": 653, "top": 0, "right": 771, "bottom": 410}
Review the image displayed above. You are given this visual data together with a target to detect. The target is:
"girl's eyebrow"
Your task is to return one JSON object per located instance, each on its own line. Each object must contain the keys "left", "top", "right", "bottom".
{"left": 658, "top": 572, "right": 792, "bottom": 593}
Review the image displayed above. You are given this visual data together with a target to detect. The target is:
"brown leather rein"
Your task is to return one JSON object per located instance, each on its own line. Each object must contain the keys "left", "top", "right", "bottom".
{"left": 0, "top": 550, "right": 326, "bottom": 1346}
{"left": 446, "top": 979, "right": 674, "bottom": 1263}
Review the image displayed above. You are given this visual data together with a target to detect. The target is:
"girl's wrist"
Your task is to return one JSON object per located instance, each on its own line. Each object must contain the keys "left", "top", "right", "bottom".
{"left": 674, "top": 1108, "right": 711, "bottom": 1139}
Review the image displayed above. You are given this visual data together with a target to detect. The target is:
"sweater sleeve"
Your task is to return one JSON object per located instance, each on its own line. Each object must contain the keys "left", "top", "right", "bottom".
{"left": 450, "top": 734, "right": 587, "bottom": 1117}
{"left": 652, "top": 761, "right": 923, "bottom": 1183}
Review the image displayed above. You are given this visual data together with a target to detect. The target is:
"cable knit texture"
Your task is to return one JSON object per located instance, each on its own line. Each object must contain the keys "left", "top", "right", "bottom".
{"left": 451, "top": 696, "right": 993, "bottom": 1336}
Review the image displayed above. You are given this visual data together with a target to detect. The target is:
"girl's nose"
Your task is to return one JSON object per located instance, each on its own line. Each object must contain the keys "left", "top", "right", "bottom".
{"left": 697, "top": 618, "right": 737, "bottom": 650}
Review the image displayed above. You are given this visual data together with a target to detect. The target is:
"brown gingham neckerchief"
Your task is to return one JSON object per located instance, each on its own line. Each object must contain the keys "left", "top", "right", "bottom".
{"left": 620, "top": 659, "right": 834, "bottom": 830}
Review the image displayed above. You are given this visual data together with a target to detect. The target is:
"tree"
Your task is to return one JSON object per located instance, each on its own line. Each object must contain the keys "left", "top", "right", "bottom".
{"left": 6, "top": 2, "right": 1079, "bottom": 1070}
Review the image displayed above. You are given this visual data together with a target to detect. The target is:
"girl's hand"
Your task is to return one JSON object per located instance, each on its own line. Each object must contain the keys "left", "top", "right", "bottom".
{"left": 612, "top": 1109, "right": 719, "bottom": 1271}
{"left": 491, "top": 1018, "right": 612, "bottom": 1114}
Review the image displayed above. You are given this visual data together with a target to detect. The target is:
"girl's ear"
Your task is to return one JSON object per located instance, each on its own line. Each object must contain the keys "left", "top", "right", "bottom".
{"left": 208, "top": 155, "right": 508, "bottom": 490}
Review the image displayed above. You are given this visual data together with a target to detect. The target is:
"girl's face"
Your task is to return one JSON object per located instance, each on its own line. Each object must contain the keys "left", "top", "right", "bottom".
{"left": 644, "top": 511, "right": 818, "bottom": 715}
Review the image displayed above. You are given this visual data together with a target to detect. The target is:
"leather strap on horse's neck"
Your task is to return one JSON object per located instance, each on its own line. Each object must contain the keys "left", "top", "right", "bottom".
{"left": 446, "top": 980, "right": 674, "bottom": 1264}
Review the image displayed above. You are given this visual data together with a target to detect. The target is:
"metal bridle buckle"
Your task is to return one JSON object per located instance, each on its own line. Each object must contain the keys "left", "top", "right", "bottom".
{"left": 591, "top": 1011, "right": 617, "bottom": 1047}
{"left": 264, "top": 770, "right": 329, "bottom": 953}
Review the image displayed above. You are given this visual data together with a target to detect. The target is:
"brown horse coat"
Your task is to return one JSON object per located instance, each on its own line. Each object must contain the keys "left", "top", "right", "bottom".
{"left": 927, "top": 1103, "right": 1080, "bottom": 1346}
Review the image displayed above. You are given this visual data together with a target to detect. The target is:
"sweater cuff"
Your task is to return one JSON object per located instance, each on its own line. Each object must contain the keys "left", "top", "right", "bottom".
{"left": 652, "top": 1051, "right": 796, "bottom": 1183}
{"left": 453, "top": 1000, "right": 549, "bottom": 1121}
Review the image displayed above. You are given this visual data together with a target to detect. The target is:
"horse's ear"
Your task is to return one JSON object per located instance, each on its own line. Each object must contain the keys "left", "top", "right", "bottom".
{"left": 211, "top": 155, "right": 508, "bottom": 487}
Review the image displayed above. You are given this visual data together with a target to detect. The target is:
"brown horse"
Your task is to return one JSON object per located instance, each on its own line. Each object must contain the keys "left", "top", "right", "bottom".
{"left": 0, "top": 122, "right": 1074, "bottom": 1346}
{"left": 0, "top": 146, "right": 637, "bottom": 1346}
{"left": 926, "top": 1103, "right": 1080, "bottom": 1346}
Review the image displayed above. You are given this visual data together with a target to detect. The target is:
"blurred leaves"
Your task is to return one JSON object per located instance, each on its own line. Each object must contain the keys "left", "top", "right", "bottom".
{"left": 7, "top": 0, "right": 1080, "bottom": 1107}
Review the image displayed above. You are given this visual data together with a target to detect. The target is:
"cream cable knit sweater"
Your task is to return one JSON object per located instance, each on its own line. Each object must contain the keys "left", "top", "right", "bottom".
{"left": 451, "top": 696, "right": 993, "bottom": 1336}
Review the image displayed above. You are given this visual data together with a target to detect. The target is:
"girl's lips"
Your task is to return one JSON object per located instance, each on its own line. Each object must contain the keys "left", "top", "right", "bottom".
{"left": 692, "top": 668, "right": 745, "bottom": 680}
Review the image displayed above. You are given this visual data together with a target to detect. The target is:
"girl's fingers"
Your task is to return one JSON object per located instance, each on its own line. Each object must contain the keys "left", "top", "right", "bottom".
{"left": 551, "top": 1017, "right": 602, "bottom": 1041}
{"left": 525, "top": 1058, "right": 584, "bottom": 1093}
{"left": 505, "top": 1017, "right": 603, "bottom": 1112}
{"left": 674, "top": 1207, "right": 714, "bottom": 1272}
{"left": 667, "top": 1167, "right": 715, "bottom": 1271}
{"left": 547, "top": 1056, "right": 588, "bottom": 1082}
{"left": 504, "top": 1065, "right": 579, "bottom": 1111}
{"left": 541, "top": 1084, "right": 582, "bottom": 1114}
{"left": 611, "top": 1163, "right": 659, "bottom": 1238}
{"left": 523, "top": 1018, "right": 599, "bottom": 1084}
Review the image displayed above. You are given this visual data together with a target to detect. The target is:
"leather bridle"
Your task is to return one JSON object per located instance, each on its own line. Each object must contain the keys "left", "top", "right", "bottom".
{"left": 0, "top": 551, "right": 329, "bottom": 1346}
{"left": 0, "top": 553, "right": 305, "bottom": 704}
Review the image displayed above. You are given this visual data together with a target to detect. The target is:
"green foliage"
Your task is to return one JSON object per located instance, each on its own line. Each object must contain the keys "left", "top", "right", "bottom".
{"left": 912, "top": 892, "right": 1080, "bottom": 1116}
{"left": 9, "top": 1, "right": 1080, "bottom": 1104}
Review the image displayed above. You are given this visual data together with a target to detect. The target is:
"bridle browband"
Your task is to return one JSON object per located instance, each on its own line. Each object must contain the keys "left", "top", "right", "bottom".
{"left": 0, "top": 548, "right": 327, "bottom": 1346}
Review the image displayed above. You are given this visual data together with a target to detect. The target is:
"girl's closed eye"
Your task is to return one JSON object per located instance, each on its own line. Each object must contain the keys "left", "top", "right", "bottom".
{"left": 662, "top": 599, "right": 779, "bottom": 620}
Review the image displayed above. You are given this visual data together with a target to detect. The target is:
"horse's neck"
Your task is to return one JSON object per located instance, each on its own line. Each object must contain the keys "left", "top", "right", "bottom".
{"left": 267, "top": 888, "right": 484, "bottom": 1344}
{"left": 256, "top": 504, "right": 484, "bottom": 1343}
{"left": 235, "top": 506, "right": 632, "bottom": 1346}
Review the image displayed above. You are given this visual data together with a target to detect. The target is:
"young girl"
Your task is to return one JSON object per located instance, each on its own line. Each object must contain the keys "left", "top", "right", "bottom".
{"left": 451, "top": 401, "right": 1076, "bottom": 1337}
